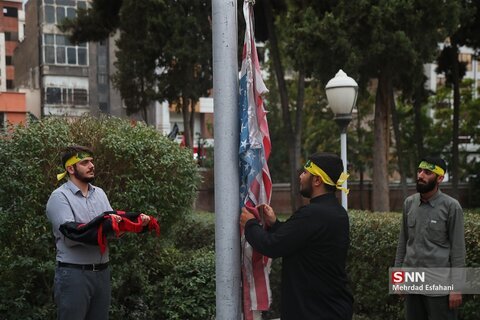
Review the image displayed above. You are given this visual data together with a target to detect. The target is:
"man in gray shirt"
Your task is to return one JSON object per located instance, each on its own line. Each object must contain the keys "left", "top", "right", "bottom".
{"left": 394, "top": 156, "right": 465, "bottom": 320}
{"left": 46, "top": 145, "right": 149, "bottom": 320}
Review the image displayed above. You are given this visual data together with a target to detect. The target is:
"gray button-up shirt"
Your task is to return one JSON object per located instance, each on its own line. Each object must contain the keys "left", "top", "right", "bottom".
{"left": 394, "top": 190, "right": 466, "bottom": 268}
{"left": 46, "top": 180, "right": 113, "bottom": 264}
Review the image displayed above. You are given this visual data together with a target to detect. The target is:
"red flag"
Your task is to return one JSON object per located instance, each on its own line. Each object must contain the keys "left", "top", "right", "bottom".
{"left": 239, "top": 1, "right": 272, "bottom": 319}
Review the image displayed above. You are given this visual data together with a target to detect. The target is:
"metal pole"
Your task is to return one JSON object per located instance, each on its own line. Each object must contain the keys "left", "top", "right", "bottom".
{"left": 340, "top": 131, "right": 348, "bottom": 210}
{"left": 212, "top": 1, "right": 241, "bottom": 319}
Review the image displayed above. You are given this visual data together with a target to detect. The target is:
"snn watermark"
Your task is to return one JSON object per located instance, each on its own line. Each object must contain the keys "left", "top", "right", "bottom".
{"left": 389, "top": 268, "right": 480, "bottom": 295}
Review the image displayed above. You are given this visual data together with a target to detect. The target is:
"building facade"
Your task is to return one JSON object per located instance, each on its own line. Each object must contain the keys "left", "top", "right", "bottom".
{"left": 0, "top": 0, "right": 26, "bottom": 129}
{"left": 14, "top": 0, "right": 213, "bottom": 142}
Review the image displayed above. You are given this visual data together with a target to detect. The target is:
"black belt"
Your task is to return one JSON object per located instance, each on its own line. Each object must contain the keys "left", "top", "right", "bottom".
{"left": 57, "top": 261, "right": 109, "bottom": 271}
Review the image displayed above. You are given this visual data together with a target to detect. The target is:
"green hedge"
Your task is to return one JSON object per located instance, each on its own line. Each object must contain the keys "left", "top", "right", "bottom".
{"left": 0, "top": 116, "right": 200, "bottom": 319}
{"left": 348, "top": 210, "right": 480, "bottom": 320}
{"left": 1, "top": 117, "right": 479, "bottom": 319}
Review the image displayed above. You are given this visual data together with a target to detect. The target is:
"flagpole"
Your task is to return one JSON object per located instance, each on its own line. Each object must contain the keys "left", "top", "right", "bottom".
{"left": 212, "top": 1, "right": 241, "bottom": 319}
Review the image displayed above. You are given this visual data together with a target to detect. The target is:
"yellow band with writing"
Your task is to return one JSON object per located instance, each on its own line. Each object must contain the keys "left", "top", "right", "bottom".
{"left": 418, "top": 161, "right": 445, "bottom": 176}
{"left": 56, "top": 152, "right": 92, "bottom": 181}
{"left": 304, "top": 160, "right": 350, "bottom": 195}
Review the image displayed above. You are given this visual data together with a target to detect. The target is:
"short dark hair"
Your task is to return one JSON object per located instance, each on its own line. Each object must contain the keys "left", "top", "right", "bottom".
{"left": 308, "top": 152, "right": 344, "bottom": 193}
{"left": 61, "top": 145, "right": 94, "bottom": 168}
{"left": 420, "top": 156, "right": 447, "bottom": 174}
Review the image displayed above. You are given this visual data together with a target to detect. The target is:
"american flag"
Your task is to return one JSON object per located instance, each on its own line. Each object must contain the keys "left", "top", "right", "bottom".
{"left": 239, "top": 1, "right": 272, "bottom": 319}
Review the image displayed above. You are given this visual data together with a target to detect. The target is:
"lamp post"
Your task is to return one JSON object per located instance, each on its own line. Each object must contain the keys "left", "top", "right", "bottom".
{"left": 325, "top": 69, "right": 358, "bottom": 210}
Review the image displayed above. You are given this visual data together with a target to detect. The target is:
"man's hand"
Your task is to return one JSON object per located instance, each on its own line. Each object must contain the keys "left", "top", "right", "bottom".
{"left": 110, "top": 214, "right": 122, "bottom": 223}
{"left": 139, "top": 213, "right": 151, "bottom": 226}
{"left": 257, "top": 204, "right": 277, "bottom": 226}
{"left": 240, "top": 207, "right": 255, "bottom": 228}
{"left": 449, "top": 291, "right": 462, "bottom": 309}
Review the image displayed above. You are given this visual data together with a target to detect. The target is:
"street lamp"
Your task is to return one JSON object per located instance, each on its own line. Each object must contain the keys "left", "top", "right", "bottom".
{"left": 325, "top": 69, "right": 358, "bottom": 210}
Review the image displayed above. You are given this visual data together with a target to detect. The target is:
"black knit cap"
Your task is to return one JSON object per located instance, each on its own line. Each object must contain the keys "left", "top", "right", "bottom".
{"left": 420, "top": 156, "right": 447, "bottom": 174}
{"left": 308, "top": 152, "right": 344, "bottom": 183}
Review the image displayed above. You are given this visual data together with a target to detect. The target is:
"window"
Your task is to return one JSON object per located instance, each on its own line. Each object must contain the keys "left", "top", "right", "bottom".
{"left": 3, "top": 7, "right": 18, "bottom": 18}
{"left": 43, "top": 0, "right": 87, "bottom": 24}
{"left": 43, "top": 34, "right": 88, "bottom": 66}
{"left": 98, "top": 74, "right": 107, "bottom": 85}
{"left": 44, "top": 87, "right": 88, "bottom": 106}
{"left": 44, "top": 5, "right": 55, "bottom": 23}
{"left": 46, "top": 87, "right": 61, "bottom": 104}
{"left": 6, "top": 80, "right": 14, "bottom": 90}
{"left": 73, "top": 89, "right": 87, "bottom": 105}
{"left": 0, "top": 112, "right": 5, "bottom": 131}
{"left": 5, "top": 56, "right": 12, "bottom": 65}
{"left": 5, "top": 32, "right": 18, "bottom": 41}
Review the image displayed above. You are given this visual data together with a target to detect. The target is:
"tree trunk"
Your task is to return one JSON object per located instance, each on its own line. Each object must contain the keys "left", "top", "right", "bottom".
{"left": 181, "top": 97, "right": 193, "bottom": 148}
{"left": 355, "top": 106, "right": 365, "bottom": 210}
{"left": 390, "top": 88, "right": 408, "bottom": 200}
{"left": 190, "top": 98, "right": 196, "bottom": 147}
{"left": 263, "top": 0, "right": 302, "bottom": 212}
{"left": 291, "top": 68, "right": 306, "bottom": 208}
{"left": 372, "top": 73, "right": 391, "bottom": 212}
{"left": 450, "top": 44, "right": 460, "bottom": 199}
{"left": 413, "top": 86, "right": 425, "bottom": 159}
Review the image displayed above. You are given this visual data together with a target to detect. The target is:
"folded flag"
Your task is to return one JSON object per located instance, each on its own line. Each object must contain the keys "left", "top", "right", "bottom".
{"left": 59, "top": 211, "right": 160, "bottom": 253}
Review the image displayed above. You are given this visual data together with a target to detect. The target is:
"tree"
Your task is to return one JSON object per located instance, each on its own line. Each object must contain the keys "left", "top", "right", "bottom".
{"left": 325, "top": 0, "right": 461, "bottom": 211}
{"left": 435, "top": 0, "right": 480, "bottom": 198}
{"left": 259, "top": 0, "right": 353, "bottom": 211}
{"left": 61, "top": 0, "right": 212, "bottom": 147}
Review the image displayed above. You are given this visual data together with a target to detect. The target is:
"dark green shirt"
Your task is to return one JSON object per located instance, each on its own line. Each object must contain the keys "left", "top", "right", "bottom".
{"left": 394, "top": 190, "right": 466, "bottom": 268}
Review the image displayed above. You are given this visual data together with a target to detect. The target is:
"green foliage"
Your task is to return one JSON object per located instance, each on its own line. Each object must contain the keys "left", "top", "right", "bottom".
{"left": 165, "top": 211, "right": 215, "bottom": 250}
{"left": 159, "top": 249, "right": 215, "bottom": 320}
{"left": 347, "top": 211, "right": 404, "bottom": 319}
{"left": 64, "top": 0, "right": 213, "bottom": 125}
{"left": 347, "top": 210, "right": 480, "bottom": 320}
{"left": 0, "top": 116, "right": 199, "bottom": 318}
{"left": 264, "top": 210, "right": 480, "bottom": 319}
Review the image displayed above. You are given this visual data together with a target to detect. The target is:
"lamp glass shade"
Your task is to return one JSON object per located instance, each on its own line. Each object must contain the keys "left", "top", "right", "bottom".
{"left": 325, "top": 87, "right": 357, "bottom": 115}
{"left": 325, "top": 69, "right": 358, "bottom": 115}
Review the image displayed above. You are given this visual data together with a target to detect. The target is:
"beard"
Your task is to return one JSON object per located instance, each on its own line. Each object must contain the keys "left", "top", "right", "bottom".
{"left": 299, "top": 176, "right": 313, "bottom": 198}
{"left": 416, "top": 178, "right": 437, "bottom": 193}
{"left": 74, "top": 166, "right": 95, "bottom": 183}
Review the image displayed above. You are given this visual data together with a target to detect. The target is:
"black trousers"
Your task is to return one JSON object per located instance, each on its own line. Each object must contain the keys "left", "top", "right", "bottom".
{"left": 405, "top": 295, "right": 458, "bottom": 320}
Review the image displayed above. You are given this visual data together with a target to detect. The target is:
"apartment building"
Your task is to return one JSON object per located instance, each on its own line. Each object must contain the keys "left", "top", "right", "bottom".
{"left": 14, "top": 0, "right": 116, "bottom": 119}
{"left": 13, "top": 0, "right": 213, "bottom": 141}
{"left": 0, "top": 0, "right": 27, "bottom": 130}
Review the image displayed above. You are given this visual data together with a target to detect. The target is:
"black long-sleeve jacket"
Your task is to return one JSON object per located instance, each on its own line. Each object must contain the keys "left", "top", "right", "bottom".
{"left": 245, "top": 193, "right": 353, "bottom": 320}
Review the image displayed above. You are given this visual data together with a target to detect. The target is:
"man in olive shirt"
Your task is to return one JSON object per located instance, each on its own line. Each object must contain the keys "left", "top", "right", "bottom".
{"left": 240, "top": 152, "right": 353, "bottom": 319}
{"left": 394, "top": 156, "right": 465, "bottom": 320}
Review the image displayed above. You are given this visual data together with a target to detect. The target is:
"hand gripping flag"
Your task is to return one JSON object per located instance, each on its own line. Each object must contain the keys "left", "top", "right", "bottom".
{"left": 239, "top": 1, "right": 272, "bottom": 319}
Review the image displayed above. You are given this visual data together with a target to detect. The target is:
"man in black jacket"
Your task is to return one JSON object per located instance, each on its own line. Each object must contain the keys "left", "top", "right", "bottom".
{"left": 240, "top": 152, "right": 353, "bottom": 319}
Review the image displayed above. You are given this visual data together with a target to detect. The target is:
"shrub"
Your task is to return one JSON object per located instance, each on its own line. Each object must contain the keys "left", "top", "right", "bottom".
{"left": 159, "top": 248, "right": 215, "bottom": 320}
{"left": 347, "top": 210, "right": 480, "bottom": 320}
{"left": 266, "top": 210, "right": 480, "bottom": 319}
{"left": 165, "top": 211, "right": 215, "bottom": 250}
{"left": 0, "top": 116, "right": 199, "bottom": 318}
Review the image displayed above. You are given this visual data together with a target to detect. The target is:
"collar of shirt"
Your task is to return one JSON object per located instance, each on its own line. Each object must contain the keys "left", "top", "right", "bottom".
{"left": 310, "top": 192, "right": 336, "bottom": 203}
{"left": 416, "top": 189, "right": 442, "bottom": 208}
{"left": 65, "top": 179, "right": 95, "bottom": 196}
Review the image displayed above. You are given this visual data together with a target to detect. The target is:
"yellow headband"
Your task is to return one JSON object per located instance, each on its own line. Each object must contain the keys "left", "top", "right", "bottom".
{"left": 304, "top": 160, "right": 350, "bottom": 194}
{"left": 418, "top": 161, "right": 445, "bottom": 176}
{"left": 56, "top": 152, "right": 93, "bottom": 181}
